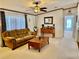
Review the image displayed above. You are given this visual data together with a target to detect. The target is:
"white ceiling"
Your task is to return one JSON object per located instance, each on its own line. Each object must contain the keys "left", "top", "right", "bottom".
{"left": 0, "top": 0, "right": 78, "bottom": 14}
{"left": 16, "top": 0, "right": 78, "bottom": 14}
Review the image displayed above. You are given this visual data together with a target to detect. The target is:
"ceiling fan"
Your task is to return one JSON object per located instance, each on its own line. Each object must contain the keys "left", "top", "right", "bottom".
{"left": 26, "top": 0, "right": 47, "bottom": 13}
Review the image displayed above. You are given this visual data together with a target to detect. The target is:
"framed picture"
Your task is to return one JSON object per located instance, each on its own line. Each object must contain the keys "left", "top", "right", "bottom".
{"left": 44, "top": 17, "right": 53, "bottom": 24}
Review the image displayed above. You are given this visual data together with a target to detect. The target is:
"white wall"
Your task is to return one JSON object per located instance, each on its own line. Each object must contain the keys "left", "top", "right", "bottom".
{"left": 37, "top": 9, "right": 64, "bottom": 38}
{"left": 27, "top": 15, "right": 36, "bottom": 31}
{"left": 64, "top": 8, "right": 77, "bottom": 16}
{"left": 78, "top": 4, "right": 79, "bottom": 29}
{"left": 76, "top": 4, "right": 79, "bottom": 42}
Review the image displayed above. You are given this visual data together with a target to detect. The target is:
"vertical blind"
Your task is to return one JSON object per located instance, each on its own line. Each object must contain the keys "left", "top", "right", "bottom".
{"left": 5, "top": 12, "right": 25, "bottom": 30}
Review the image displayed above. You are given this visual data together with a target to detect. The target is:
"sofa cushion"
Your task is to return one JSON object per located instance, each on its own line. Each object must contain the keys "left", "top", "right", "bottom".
{"left": 16, "top": 35, "right": 35, "bottom": 44}
{"left": 16, "top": 38, "right": 25, "bottom": 43}
{"left": 23, "top": 35, "right": 35, "bottom": 39}
{"left": 9, "top": 30, "right": 17, "bottom": 37}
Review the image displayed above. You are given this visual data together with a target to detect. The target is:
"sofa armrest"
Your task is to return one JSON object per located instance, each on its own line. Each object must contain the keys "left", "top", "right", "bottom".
{"left": 5, "top": 37, "right": 15, "bottom": 39}
{"left": 4, "top": 37, "right": 16, "bottom": 49}
{"left": 4, "top": 37, "right": 15, "bottom": 42}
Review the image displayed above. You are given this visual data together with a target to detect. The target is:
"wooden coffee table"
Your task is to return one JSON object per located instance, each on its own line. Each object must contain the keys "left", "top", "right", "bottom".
{"left": 28, "top": 37, "right": 49, "bottom": 52}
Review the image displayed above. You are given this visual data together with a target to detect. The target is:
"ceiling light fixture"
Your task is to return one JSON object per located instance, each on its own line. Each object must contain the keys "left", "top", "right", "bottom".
{"left": 32, "top": 0, "right": 40, "bottom": 13}
{"left": 31, "top": 0, "right": 47, "bottom": 13}
{"left": 34, "top": 6, "right": 40, "bottom": 13}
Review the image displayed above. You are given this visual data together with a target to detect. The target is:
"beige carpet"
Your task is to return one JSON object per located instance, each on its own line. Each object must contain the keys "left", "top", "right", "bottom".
{"left": 0, "top": 37, "right": 79, "bottom": 59}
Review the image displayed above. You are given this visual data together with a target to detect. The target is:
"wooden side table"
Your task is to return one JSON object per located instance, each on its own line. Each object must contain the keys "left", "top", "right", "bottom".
{"left": 41, "top": 27, "right": 55, "bottom": 37}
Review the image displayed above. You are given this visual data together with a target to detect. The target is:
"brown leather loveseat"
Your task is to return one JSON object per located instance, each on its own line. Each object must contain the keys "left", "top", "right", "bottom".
{"left": 2, "top": 28, "right": 35, "bottom": 50}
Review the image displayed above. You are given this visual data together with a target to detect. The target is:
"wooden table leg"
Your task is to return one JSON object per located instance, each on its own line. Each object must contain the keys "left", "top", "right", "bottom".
{"left": 28, "top": 44, "right": 30, "bottom": 50}
{"left": 53, "top": 33, "right": 55, "bottom": 37}
{"left": 39, "top": 49, "right": 40, "bottom": 52}
{"left": 48, "top": 39, "right": 49, "bottom": 44}
{"left": 41, "top": 33, "right": 44, "bottom": 37}
{"left": 52, "top": 33, "right": 55, "bottom": 38}
{"left": 52, "top": 34, "right": 53, "bottom": 38}
{"left": 77, "top": 42, "right": 79, "bottom": 48}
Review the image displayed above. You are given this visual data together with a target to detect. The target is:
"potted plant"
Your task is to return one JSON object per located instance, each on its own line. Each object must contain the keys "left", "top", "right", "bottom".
{"left": 33, "top": 26, "right": 37, "bottom": 32}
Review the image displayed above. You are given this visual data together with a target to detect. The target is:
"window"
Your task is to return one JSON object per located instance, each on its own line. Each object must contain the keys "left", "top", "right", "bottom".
{"left": 16, "top": 16, "right": 25, "bottom": 29}
{"left": 5, "top": 12, "right": 25, "bottom": 30}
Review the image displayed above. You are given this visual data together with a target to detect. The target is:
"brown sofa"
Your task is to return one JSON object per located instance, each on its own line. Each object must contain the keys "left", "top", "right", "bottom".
{"left": 2, "top": 28, "right": 36, "bottom": 50}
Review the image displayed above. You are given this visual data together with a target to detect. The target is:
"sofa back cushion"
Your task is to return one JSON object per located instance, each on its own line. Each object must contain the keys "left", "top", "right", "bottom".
{"left": 2, "top": 28, "right": 31, "bottom": 38}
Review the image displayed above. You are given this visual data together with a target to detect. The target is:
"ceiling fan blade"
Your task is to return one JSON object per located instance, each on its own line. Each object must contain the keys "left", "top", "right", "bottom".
{"left": 40, "top": 9, "right": 47, "bottom": 12}
{"left": 40, "top": 7, "right": 47, "bottom": 9}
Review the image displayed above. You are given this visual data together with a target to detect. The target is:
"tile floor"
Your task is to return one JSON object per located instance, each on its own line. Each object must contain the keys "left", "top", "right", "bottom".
{"left": 0, "top": 32, "right": 79, "bottom": 59}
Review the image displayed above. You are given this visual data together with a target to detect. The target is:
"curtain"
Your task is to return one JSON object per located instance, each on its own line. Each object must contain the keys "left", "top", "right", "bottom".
{"left": 5, "top": 12, "right": 25, "bottom": 31}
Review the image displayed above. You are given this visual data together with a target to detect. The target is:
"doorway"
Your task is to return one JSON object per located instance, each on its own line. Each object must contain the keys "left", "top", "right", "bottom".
{"left": 64, "top": 15, "right": 76, "bottom": 38}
